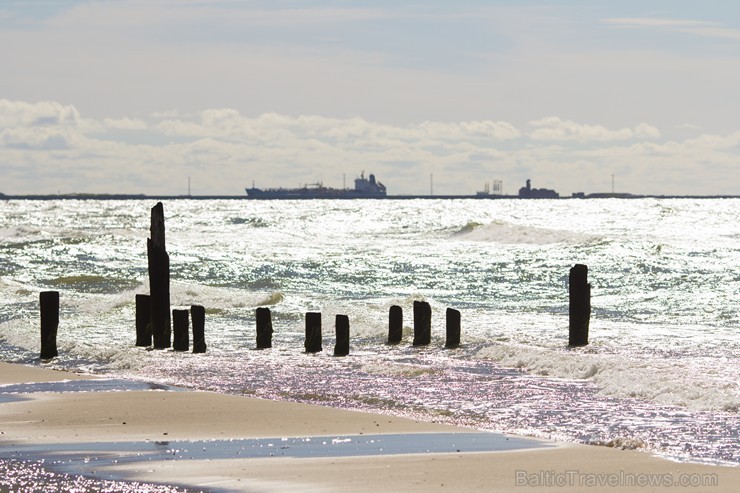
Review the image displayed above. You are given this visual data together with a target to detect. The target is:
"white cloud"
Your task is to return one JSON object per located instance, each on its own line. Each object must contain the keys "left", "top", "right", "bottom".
{"left": 0, "top": 99, "right": 81, "bottom": 128}
{"left": 156, "top": 119, "right": 208, "bottom": 138}
{"left": 0, "top": 98, "right": 737, "bottom": 196}
{"left": 419, "top": 120, "right": 522, "bottom": 141}
{"left": 154, "top": 111, "right": 522, "bottom": 148}
{"left": 0, "top": 126, "right": 72, "bottom": 150}
{"left": 0, "top": 99, "right": 90, "bottom": 150}
{"left": 634, "top": 123, "right": 661, "bottom": 139}
{"left": 103, "top": 117, "right": 148, "bottom": 130}
{"left": 528, "top": 117, "right": 659, "bottom": 142}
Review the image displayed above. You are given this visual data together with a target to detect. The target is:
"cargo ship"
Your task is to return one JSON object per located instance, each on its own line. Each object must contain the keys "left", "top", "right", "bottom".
{"left": 245, "top": 172, "right": 386, "bottom": 199}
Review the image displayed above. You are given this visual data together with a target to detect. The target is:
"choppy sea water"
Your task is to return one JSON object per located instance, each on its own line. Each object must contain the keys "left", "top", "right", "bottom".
{"left": 0, "top": 198, "right": 738, "bottom": 466}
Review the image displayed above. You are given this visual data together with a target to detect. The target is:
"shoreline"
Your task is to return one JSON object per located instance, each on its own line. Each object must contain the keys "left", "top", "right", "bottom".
{"left": 1, "top": 361, "right": 738, "bottom": 492}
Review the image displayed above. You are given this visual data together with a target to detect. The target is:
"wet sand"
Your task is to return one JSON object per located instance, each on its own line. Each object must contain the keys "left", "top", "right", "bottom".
{"left": 1, "top": 361, "right": 737, "bottom": 492}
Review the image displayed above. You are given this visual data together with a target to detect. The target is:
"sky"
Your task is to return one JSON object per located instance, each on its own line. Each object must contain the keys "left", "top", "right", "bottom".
{"left": 1, "top": 0, "right": 739, "bottom": 196}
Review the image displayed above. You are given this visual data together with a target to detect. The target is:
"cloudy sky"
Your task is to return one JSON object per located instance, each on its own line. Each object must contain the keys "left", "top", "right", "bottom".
{"left": 1, "top": 0, "right": 739, "bottom": 196}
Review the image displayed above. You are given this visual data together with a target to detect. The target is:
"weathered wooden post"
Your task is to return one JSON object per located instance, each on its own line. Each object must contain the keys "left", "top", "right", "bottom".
{"left": 334, "top": 314, "right": 350, "bottom": 357}
{"left": 569, "top": 264, "right": 591, "bottom": 346}
{"left": 305, "top": 312, "right": 322, "bottom": 353}
{"left": 445, "top": 308, "right": 461, "bottom": 349}
{"left": 135, "top": 294, "right": 152, "bottom": 347}
{"left": 39, "top": 291, "right": 59, "bottom": 360}
{"left": 255, "top": 307, "right": 273, "bottom": 349}
{"left": 191, "top": 305, "right": 206, "bottom": 353}
{"left": 172, "top": 309, "right": 189, "bottom": 351}
{"left": 412, "top": 300, "right": 431, "bottom": 346}
{"left": 148, "top": 202, "right": 171, "bottom": 349}
{"left": 388, "top": 305, "right": 403, "bottom": 344}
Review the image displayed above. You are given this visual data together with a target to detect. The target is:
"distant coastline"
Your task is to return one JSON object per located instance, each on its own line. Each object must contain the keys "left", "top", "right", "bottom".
{"left": 1, "top": 192, "right": 739, "bottom": 200}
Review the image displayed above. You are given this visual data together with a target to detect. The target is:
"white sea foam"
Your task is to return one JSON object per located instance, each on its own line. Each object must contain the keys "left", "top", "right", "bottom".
{"left": 476, "top": 344, "right": 739, "bottom": 412}
{"left": 454, "top": 220, "right": 598, "bottom": 245}
{"left": 360, "top": 361, "right": 437, "bottom": 377}
{"left": 169, "top": 282, "right": 284, "bottom": 311}
{"left": 0, "top": 318, "right": 37, "bottom": 358}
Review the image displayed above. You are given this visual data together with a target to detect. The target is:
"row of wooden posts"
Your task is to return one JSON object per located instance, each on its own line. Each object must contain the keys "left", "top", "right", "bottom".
{"left": 36, "top": 202, "right": 592, "bottom": 360}
{"left": 134, "top": 296, "right": 207, "bottom": 352}
{"left": 39, "top": 292, "right": 463, "bottom": 358}
{"left": 132, "top": 297, "right": 461, "bottom": 356}
{"left": 39, "top": 278, "right": 589, "bottom": 360}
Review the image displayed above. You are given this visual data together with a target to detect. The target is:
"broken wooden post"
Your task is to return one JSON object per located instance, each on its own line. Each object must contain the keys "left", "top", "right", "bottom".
{"left": 388, "top": 305, "right": 403, "bottom": 344}
{"left": 305, "top": 312, "right": 322, "bottom": 353}
{"left": 148, "top": 202, "right": 171, "bottom": 349}
{"left": 412, "top": 300, "right": 431, "bottom": 346}
{"left": 255, "top": 307, "right": 273, "bottom": 349}
{"left": 334, "top": 314, "right": 350, "bottom": 357}
{"left": 191, "top": 305, "right": 206, "bottom": 353}
{"left": 39, "top": 291, "right": 59, "bottom": 360}
{"left": 569, "top": 264, "right": 591, "bottom": 346}
{"left": 135, "top": 294, "right": 152, "bottom": 347}
{"left": 445, "top": 308, "right": 461, "bottom": 348}
{"left": 172, "top": 309, "right": 189, "bottom": 351}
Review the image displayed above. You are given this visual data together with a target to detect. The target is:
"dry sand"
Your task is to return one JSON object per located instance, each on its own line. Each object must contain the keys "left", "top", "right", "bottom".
{"left": 1, "top": 361, "right": 737, "bottom": 492}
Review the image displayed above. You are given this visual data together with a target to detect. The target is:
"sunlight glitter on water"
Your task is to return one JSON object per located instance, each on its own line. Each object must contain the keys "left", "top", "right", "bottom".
{"left": 0, "top": 459, "right": 193, "bottom": 493}
{"left": 0, "top": 198, "right": 738, "bottom": 465}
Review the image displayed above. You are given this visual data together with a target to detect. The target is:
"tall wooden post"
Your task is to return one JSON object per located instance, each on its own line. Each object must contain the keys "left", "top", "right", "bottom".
{"left": 569, "top": 264, "right": 591, "bottom": 346}
{"left": 148, "top": 202, "right": 171, "bottom": 349}
{"left": 305, "top": 312, "right": 322, "bottom": 353}
{"left": 445, "top": 308, "right": 461, "bottom": 349}
{"left": 256, "top": 307, "right": 273, "bottom": 349}
{"left": 334, "top": 314, "right": 350, "bottom": 357}
{"left": 39, "top": 291, "right": 59, "bottom": 360}
{"left": 412, "top": 301, "right": 431, "bottom": 346}
{"left": 191, "top": 305, "right": 207, "bottom": 353}
{"left": 135, "top": 294, "right": 152, "bottom": 347}
{"left": 388, "top": 305, "right": 403, "bottom": 344}
{"left": 172, "top": 309, "right": 189, "bottom": 351}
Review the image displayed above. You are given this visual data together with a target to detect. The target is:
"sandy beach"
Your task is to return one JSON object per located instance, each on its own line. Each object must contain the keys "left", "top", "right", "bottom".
{"left": 0, "top": 361, "right": 737, "bottom": 492}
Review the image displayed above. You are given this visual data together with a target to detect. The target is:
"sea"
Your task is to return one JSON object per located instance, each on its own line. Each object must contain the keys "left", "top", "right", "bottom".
{"left": 0, "top": 198, "right": 738, "bottom": 469}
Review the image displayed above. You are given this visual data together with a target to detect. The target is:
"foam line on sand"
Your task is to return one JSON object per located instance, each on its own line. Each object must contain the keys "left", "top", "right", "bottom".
{"left": 1, "top": 362, "right": 738, "bottom": 492}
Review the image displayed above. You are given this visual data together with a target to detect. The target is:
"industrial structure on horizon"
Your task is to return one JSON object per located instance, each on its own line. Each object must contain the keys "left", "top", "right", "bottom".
{"left": 518, "top": 179, "right": 559, "bottom": 199}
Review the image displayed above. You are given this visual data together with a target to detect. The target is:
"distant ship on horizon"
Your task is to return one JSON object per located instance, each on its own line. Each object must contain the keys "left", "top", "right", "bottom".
{"left": 245, "top": 172, "right": 387, "bottom": 199}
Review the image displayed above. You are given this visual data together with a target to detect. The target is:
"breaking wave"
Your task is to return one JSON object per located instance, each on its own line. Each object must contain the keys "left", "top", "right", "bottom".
{"left": 476, "top": 344, "right": 739, "bottom": 413}
{"left": 44, "top": 275, "right": 140, "bottom": 294}
{"left": 454, "top": 220, "right": 597, "bottom": 245}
